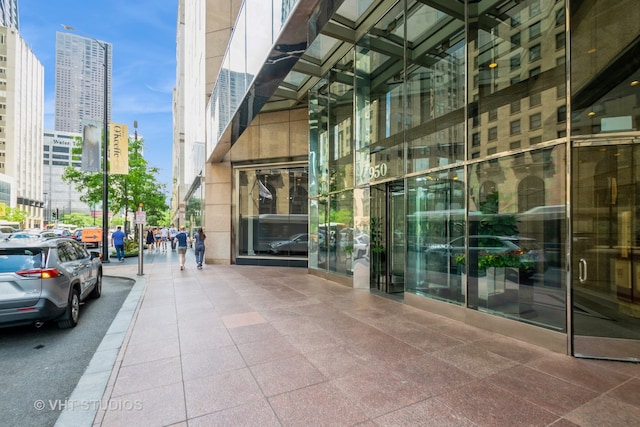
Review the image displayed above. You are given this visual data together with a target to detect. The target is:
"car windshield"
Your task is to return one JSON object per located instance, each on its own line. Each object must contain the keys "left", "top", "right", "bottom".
{"left": 0, "top": 248, "right": 44, "bottom": 272}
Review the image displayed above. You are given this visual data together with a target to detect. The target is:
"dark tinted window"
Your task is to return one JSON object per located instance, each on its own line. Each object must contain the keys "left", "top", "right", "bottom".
{"left": 57, "top": 241, "right": 77, "bottom": 262}
{"left": 0, "top": 248, "right": 43, "bottom": 272}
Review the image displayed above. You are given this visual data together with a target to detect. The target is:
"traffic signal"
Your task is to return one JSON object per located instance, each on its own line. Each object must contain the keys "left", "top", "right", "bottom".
{"left": 51, "top": 212, "right": 56, "bottom": 220}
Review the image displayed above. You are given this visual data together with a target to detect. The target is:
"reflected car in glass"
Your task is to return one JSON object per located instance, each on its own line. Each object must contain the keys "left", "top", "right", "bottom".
{"left": 0, "top": 237, "right": 102, "bottom": 329}
{"left": 268, "top": 233, "right": 309, "bottom": 255}
{"left": 425, "top": 235, "right": 545, "bottom": 276}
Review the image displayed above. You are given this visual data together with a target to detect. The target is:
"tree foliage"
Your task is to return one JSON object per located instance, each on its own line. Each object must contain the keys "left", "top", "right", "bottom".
{"left": 0, "top": 206, "right": 28, "bottom": 224}
{"left": 62, "top": 135, "right": 168, "bottom": 227}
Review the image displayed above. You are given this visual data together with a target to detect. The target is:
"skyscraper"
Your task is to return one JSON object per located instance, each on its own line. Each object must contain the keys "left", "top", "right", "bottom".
{"left": 54, "top": 31, "right": 112, "bottom": 133}
{"left": 0, "top": 24, "right": 44, "bottom": 229}
{"left": 0, "top": 0, "right": 18, "bottom": 29}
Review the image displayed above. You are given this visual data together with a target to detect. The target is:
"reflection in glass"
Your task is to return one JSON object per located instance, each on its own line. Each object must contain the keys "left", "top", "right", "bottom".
{"left": 467, "top": 146, "right": 566, "bottom": 331}
{"left": 237, "top": 166, "right": 308, "bottom": 257}
{"left": 185, "top": 180, "right": 203, "bottom": 234}
{"left": 329, "top": 51, "right": 355, "bottom": 193}
{"left": 357, "top": 1, "right": 405, "bottom": 184}
{"left": 406, "top": 0, "right": 465, "bottom": 173}
{"left": 328, "top": 191, "right": 354, "bottom": 275}
{"left": 468, "top": 0, "right": 566, "bottom": 158}
{"left": 406, "top": 169, "right": 465, "bottom": 303}
{"left": 570, "top": 0, "right": 640, "bottom": 136}
{"left": 309, "top": 79, "right": 329, "bottom": 197}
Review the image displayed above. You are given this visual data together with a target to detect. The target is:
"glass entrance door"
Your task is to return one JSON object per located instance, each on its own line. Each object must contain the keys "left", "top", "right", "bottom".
{"left": 572, "top": 139, "right": 640, "bottom": 361}
{"left": 371, "top": 181, "right": 405, "bottom": 293}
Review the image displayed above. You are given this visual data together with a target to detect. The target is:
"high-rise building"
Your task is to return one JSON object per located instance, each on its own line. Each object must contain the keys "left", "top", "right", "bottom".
{"left": 0, "top": 24, "right": 44, "bottom": 229}
{"left": 0, "top": 0, "right": 18, "bottom": 30}
{"left": 42, "top": 130, "right": 92, "bottom": 221}
{"left": 54, "top": 32, "right": 112, "bottom": 133}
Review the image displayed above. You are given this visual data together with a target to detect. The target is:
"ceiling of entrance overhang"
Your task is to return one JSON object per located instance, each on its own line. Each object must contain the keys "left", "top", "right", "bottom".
{"left": 261, "top": 0, "right": 519, "bottom": 113}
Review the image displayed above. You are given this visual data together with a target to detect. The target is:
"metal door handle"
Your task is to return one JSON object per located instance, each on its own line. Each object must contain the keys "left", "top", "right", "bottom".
{"left": 579, "top": 258, "right": 587, "bottom": 284}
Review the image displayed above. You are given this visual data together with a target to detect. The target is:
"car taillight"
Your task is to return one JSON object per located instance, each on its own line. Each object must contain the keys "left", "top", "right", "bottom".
{"left": 16, "top": 268, "right": 61, "bottom": 278}
{"left": 509, "top": 249, "right": 525, "bottom": 255}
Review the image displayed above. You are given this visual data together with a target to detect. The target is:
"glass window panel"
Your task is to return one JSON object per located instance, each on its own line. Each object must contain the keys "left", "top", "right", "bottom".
{"left": 328, "top": 191, "right": 353, "bottom": 275}
{"left": 530, "top": 112, "right": 542, "bottom": 129}
{"left": 329, "top": 51, "right": 355, "bottom": 193}
{"left": 229, "top": 6, "right": 247, "bottom": 92}
{"left": 335, "top": 0, "right": 376, "bottom": 22}
{"left": 468, "top": 0, "right": 566, "bottom": 157}
{"left": 304, "top": 34, "right": 342, "bottom": 64}
{"left": 356, "top": 3, "right": 406, "bottom": 183}
{"left": 406, "top": 168, "right": 465, "bottom": 304}
{"left": 570, "top": 0, "right": 640, "bottom": 136}
{"left": 510, "top": 119, "right": 521, "bottom": 135}
{"left": 466, "top": 146, "right": 566, "bottom": 331}
{"left": 246, "top": 0, "right": 274, "bottom": 78}
{"left": 309, "top": 79, "right": 329, "bottom": 197}
{"left": 237, "top": 167, "right": 309, "bottom": 258}
{"left": 406, "top": 0, "right": 465, "bottom": 174}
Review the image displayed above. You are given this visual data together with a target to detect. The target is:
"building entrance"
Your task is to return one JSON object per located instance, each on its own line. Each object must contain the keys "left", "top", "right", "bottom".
{"left": 370, "top": 181, "right": 404, "bottom": 294}
{"left": 572, "top": 138, "right": 640, "bottom": 361}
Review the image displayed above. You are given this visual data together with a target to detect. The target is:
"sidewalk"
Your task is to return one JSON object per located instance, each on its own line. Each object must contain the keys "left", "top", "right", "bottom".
{"left": 63, "top": 249, "right": 640, "bottom": 426}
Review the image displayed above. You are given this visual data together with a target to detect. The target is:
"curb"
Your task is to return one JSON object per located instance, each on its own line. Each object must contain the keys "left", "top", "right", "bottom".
{"left": 54, "top": 274, "right": 147, "bottom": 427}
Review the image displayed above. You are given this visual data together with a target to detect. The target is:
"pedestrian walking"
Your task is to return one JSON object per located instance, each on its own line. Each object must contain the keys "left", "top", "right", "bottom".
{"left": 154, "top": 227, "right": 161, "bottom": 251}
{"left": 194, "top": 227, "right": 206, "bottom": 269}
{"left": 145, "top": 226, "right": 155, "bottom": 253}
{"left": 169, "top": 223, "right": 178, "bottom": 250}
{"left": 111, "top": 226, "right": 126, "bottom": 262}
{"left": 160, "top": 225, "right": 170, "bottom": 252}
{"left": 175, "top": 226, "right": 189, "bottom": 270}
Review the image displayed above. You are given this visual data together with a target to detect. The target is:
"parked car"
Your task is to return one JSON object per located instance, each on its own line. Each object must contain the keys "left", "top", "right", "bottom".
{"left": 49, "top": 228, "right": 72, "bottom": 238}
{"left": 268, "top": 233, "right": 309, "bottom": 255}
{"left": 38, "top": 231, "right": 59, "bottom": 240}
{"left": 7, "top": 232, "right": 40, "bottom": 240}
{"left": 0, "top": 237, "right": 102, "bottom": 329}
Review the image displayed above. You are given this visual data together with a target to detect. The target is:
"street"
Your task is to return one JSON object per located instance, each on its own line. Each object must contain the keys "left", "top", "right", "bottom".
{"left": 0, "top": 276, "right": 134, "bottom": 427}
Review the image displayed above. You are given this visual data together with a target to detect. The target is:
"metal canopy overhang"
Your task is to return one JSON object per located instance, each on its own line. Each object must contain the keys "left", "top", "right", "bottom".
{"left": 208, "top": 0, "right": 347, "bottom": 163}
{"left": 207, "top": 0, "right": 520, "bottom": 164}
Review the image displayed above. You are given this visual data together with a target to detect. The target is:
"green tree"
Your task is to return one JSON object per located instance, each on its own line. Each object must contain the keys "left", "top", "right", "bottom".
{"left": 61, "top": 213, "right": 96, "bottom": 227}
{"left": 62, "top": 134, "right": 169, "bottom": 228}
{"left": 0, "top": 207, "right": 28, "bottom": 225}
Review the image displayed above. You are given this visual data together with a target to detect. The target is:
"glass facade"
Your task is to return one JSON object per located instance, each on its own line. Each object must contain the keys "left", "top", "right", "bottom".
{"left": 308, "top": 0, "right": 570, "bottom": 334}
{"left": 215, "top": 0, "right": 640, "bottom": 359}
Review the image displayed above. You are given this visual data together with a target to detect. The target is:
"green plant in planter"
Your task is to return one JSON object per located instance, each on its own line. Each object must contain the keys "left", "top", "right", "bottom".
{"left": 478, "top": 254, "right": 522, "bottom": 269}
{"left": 455, "top": 253, "right": 534, "bottom": 274}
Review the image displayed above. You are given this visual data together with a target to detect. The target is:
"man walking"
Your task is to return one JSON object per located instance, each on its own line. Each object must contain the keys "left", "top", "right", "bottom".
{"left": 169, "top": 223, "right": 178, "bottom": 251}
{"left": 111, "top": 226, "right": 126, "bottom": 262}
{"left": 175, "top": 226, "right": 189, "bottom": 270}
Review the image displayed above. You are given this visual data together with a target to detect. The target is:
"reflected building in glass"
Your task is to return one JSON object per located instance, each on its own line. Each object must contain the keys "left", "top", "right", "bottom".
{"left": 178, "top": 0, "right": 640, "bottom": 361}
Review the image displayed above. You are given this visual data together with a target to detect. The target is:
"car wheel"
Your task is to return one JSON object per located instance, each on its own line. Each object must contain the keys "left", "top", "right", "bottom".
{"left": 90, "top": 270, "right": 102, "bottom": 299}
{"left": 58, "top": 288, "right": 80, "bottom": 329}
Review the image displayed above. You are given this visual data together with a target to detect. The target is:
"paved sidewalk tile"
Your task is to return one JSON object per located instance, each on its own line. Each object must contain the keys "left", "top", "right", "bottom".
{"left": 54, "top": 251, "right": 640, "bottom": 426}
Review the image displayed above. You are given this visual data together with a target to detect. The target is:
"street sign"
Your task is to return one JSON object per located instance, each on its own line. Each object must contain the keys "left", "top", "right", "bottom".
{"left": 82, "top": 227, "right": 102, "bottom": 243}
{"left": 135, "top": 211, "right": 146, "bottom": 224}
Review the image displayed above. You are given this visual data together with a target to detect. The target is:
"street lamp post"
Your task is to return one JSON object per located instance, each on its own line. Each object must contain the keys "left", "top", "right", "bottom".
{"left": 62, "top": 25, "right": 110, "bottom": 262}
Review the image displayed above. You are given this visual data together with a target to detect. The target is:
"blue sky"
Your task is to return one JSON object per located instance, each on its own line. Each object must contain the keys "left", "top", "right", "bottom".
{"left": 19, "top": 0, "right": 177, "bottom": 192}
